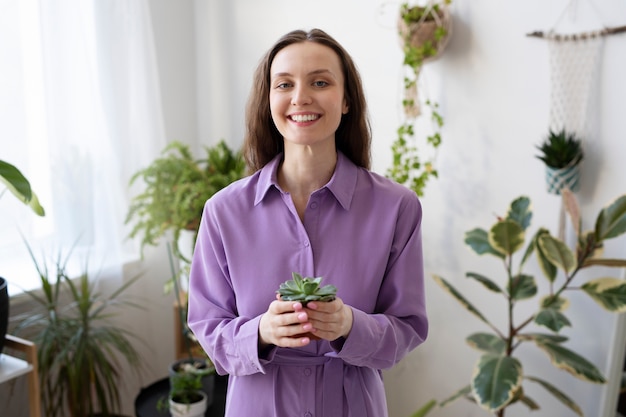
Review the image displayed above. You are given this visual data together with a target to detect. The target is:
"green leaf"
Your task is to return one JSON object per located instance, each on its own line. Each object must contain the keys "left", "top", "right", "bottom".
{"left": 410, "top": 399, "right": 437, "bottom": 417}
{"left": 595, "top": 195, "right": 626, "bottom": 241}
{"left": 535, "top": 342, "right": 606, "bottom": 383}
{"left": 432, "top": 275, "right": 489, "bottom": 324}
{"left": 466, "top": 272, "right": 502, "bottom": 293}
{"left": 465, "top": 228, "right": 505, "bottom": 259}
{"left": 537, "top": 234, "right": 576, "bottom": 274}
{"left": 506, "top": 196, "right": 532, "bottom": 230}
{"left": 0, "top": 160, "right": 45, "bottom": 216}
{"left": 534, "top": 308, "right": 571, "bottom": 332}
{"left": 471, "top": 354, "right": 522, "bottom": 412}
{"left": 466, "top": 333, "right": 506, "bottom": 354}
{"left": 508, "top": 274, "right": 537, "bottom": 300}
{"left": 517, "top": 333, "right": 569, "bottom": 344}
{"left": 583, "top": 258, "right": 626, "bottom": 268}
{"left": 489, "top": 220, "right": 525, "bottom": 256}
{"left": 534, "top": 229, "right": 558, "bottom": 282}
{"left": 581, "top": 278, "right": 626, "bottom": 312}
{"left": 526, "top": 376, "right": 583, "bottom": 416}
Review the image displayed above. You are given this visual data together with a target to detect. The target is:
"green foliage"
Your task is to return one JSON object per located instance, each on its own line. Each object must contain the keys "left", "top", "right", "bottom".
{"left": 420, "top": 190, "right": 626, "bottom": 416}
{"left": 125, "top": 140, "right": 245, "bottom": 260}
{"left": 536, "top": 129, "right": 584, "bottom": 169}
{"left": 0, "top": 159, "right": 45, "bottom": 215}
{"left": 157, "top": 360, "right": 213, "bottom": 411}
{"left": 387, "top": 2, "right": 451, "bottom": 196}
{"left": 12, "top": 241, "right": 144, "bottom": 417}
{"left": 277, "top": 272, "right": 337, "bottom": 304}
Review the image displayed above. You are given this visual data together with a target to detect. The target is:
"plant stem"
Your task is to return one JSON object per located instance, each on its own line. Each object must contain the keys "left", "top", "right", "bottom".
{"left": 167, "top": 241, "right": 194, "bottom": 360}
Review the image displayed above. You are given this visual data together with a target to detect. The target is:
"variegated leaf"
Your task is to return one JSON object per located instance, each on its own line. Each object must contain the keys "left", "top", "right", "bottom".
{"left": 539, "top": 295, "right": 570, "bottom": 311}
{"left": 471, "top": 354, "right": 523, "bottom": 412}
{"left": 535, "top": 341, "right": 606, "bottom": 383}
{"left": 516, "top": 333, "right": 568, "bottom": 344}
{"left": 537, "top": 234, "right": 576, "bottom": 274}
{"left": 466, "top": 333, "right": 506, "bottom": 354}
{"left": 595, "top": 194, "right": 626, "bottom": 241}
{"left": 526, "top": 375, "right": 583, "bottom": 416}
{"left": 581, "top": 277, "right": 626, "bottom": 312}
{"left": 534, "top": 308, "right": 571, "bottom": 332}
{"left": 466, "top": 272, "right": 502, "bottom": 293}
{"left": 465, "top": 228, "right": 505, "bottom": 259}
{"left": 535, "top": 229, "right": 558, "bottom": 282}
{"left": 432, "top": 275, "right": 489, "bottom": 324}
{"left": 506, "top": 196, "right": 532, "bottom": 230}
{"left": 508, "top": 274, "right": 537, "bottom": 300}
{"left": 489, "top": 220, "right": 525, "bottom": 257}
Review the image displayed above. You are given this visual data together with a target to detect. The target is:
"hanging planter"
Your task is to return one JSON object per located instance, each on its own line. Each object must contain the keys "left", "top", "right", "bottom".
{"left": 387, "top": 1, "right": 453, "bottom": 197}
{"left": 536, "top": 128, "right": 584, "bottom": 195}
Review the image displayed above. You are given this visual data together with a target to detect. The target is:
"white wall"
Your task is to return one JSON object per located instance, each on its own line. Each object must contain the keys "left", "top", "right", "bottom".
{"left": 149, "top": 1, "right": 626, "bottom": 417}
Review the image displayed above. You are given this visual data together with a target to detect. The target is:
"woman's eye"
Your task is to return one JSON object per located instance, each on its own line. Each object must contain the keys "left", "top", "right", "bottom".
{"left": 276, "top": 82, "right": 292, "bottom": 89}
{"left": 313, "top": 81, "right": 328, "bottom": 87}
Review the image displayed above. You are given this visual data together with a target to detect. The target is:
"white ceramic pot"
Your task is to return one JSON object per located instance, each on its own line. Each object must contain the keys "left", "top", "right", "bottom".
{"left": 169, "top": 391, "right": 208, "bottom": 417}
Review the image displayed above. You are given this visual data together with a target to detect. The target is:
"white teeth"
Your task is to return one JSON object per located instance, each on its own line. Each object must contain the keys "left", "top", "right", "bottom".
{"left": 291, "top": 114, "right": 318, "bottom": 122}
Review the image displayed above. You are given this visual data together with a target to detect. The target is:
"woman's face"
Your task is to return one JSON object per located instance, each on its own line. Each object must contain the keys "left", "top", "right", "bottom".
{"left": 269, "top": 41, "right": 348, "bottom": 152}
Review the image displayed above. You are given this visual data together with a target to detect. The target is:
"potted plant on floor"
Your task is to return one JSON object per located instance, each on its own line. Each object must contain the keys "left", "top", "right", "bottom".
{"left": 414, "top": 188, "right": 626, "bottom": 417}
{"left": 536, "top": 128, "right": 584, "bottom": 195}
{"left": 11, "top": 242, "right": 144, "bottom": 417}
{"left": 0, "top": 160, "right": 45, "bottom": 356}
{"left": 387, "top": 0, "right": 452, "bottom": 196}
{"left": 158, "top": 363, "right": 212, "bottom": 417}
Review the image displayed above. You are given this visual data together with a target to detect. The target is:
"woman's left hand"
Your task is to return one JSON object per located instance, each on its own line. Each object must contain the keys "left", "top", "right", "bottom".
{"left": 305, "top": 297, "right": 353, "bottom": 341}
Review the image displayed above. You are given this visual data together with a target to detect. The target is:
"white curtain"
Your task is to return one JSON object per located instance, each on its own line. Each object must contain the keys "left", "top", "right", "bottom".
{"left": 0, "top": 0, "right": 166, "bottom": 294}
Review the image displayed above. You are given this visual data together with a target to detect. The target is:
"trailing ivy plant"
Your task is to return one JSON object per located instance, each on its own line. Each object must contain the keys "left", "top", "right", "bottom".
{"left": 414, "top": 189, "right": 626, "bottom": 417}
{"left": 388, "top": 1, "right": 451, "bottom": 196}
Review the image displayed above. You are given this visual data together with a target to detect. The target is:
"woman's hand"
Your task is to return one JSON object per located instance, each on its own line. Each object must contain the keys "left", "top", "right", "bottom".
{"left": 259, "top": 297, "right": 314, "bottom": 348}
{"left": 305, "top": 297, "right": 353, "bottom": 341}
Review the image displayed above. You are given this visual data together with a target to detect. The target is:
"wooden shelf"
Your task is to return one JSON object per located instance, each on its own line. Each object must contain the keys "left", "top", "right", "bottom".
{"left": 1, "top": 335, "right": 41, "bottom": 417}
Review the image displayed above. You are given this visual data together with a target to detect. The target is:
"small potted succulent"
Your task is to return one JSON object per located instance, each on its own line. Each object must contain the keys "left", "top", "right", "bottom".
{"left": 277, "top": 272, "right": 337, "bottom": 305}
{"left": 536, "top": 128, "right": 584, "bottom": 194}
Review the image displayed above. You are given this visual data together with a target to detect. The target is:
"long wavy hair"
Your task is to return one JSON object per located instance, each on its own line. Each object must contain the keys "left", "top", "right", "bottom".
{"left": 243, "top": 28, "right": 372, "bottom": 173}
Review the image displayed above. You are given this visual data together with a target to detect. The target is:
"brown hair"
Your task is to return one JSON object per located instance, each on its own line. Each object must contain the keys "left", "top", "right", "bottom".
{"left": 243, "top": 28, "right": 371, "bottom": 173}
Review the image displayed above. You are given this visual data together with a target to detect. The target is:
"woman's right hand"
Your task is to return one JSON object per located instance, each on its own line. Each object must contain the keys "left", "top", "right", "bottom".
{"left": 259, "top": 297, "right": 314, "bottom": 348}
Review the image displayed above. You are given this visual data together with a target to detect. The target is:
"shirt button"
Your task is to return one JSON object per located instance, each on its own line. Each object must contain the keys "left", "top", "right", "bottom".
{"left": 304, "top": 413, "right": 313, "bottom": 417}
{"left": 304, "top": 241, "right": 310, "bottom": 247}
{"left": 303, "top": 368, "right": 311, "bottom": 376}
{"left": 310, "top": 202, "right": 318, "bottom": 209}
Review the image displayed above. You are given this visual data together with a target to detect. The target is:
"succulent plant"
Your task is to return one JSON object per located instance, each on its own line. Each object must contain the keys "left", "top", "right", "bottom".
{"left": 277, "top": 272, "right": 337, "bottom": 304}
{"left": 535, "top": 129, "right": 584, "bottom": 169}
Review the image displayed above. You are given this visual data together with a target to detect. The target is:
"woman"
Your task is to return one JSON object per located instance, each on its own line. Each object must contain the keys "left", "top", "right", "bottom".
{"left": 188, "top": 28, "right": 428, "bottom": 417}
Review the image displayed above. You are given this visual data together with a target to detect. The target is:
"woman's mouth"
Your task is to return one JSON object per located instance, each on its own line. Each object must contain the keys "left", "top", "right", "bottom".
{"left": 290, "top": 114, "right": 319, "bottom": 123}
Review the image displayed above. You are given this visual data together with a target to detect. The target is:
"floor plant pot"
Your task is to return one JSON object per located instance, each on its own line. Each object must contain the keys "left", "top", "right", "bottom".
{"left": 169, "top": 357, "right": 215, "bottom": 407}
{"left": 0, "top": 277, "right": 8, "bottom": 355}
{"left": 169, "top": 391, "right": 208, "bottom": 417}
{"left": 545, "top": 163, "right": 581, "bottom": 194}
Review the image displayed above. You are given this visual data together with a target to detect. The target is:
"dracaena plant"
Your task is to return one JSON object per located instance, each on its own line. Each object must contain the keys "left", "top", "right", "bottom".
{"left": 415, "top": 189, "right": 626, "bottom": 417}
{"left": 277, "top": 272, "right": 337, "bottom": 305}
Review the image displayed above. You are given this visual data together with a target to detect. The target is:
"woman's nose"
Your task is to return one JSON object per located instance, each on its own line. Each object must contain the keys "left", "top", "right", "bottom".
{"left": 291, "top": 85, "right": 312, "bottom": 106}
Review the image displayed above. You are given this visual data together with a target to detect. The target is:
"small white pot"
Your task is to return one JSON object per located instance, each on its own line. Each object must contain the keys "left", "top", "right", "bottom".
{"left": 169, "top": 391, "right": 208, "bottom": 417}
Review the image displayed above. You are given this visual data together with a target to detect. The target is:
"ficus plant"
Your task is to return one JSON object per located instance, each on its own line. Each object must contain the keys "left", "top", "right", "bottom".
{"left": 414, "top": 189, "right": 626, "bottom": 417}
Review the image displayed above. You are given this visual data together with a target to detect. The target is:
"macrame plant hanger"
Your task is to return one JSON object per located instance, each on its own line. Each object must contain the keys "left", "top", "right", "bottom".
{"left": 527, "top": 0, "right": 626, "bottom": 239}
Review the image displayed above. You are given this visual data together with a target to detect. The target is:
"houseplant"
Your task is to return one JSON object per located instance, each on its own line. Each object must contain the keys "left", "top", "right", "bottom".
{"left": 125, "top": 140, "right": 245, "bottom": 262}
{"left": 0, "top": 160, "right": 44, "bottom": 355}
{"left": 387, "top": 1, "right": 452, "bottom": 196}
{"left": 536, "top": 128, "right": 584, "bottom": 194}
{"left": 415, "top": 189, "right": 626, "bottom": 417}
{"left": 11, "top": 241, "right": 144, "bottom": 417}
{"left": 158, "top": 362, "right": 212, "bottom": 417}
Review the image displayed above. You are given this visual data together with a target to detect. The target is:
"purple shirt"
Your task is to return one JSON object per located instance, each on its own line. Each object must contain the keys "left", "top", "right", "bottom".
{"left": 188, "top": 152, "right": 428, "bottom": 417}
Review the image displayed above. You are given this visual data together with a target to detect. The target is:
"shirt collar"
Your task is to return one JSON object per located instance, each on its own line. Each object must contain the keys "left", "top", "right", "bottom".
{"left": 254, "top": 152, "right": 357, "bottom": 210}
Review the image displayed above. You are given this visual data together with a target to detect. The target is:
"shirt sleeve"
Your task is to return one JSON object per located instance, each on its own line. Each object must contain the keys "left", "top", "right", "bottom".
{"left": 187, "top": 201, "right": 267, "bottom": 377}
{"left": 331, "top": 192, "right": 428, "bottom": 369}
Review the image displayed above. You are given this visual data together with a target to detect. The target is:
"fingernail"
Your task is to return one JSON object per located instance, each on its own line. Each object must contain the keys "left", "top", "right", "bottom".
{"left": 302, "top": 323, "right": 312, "bottom": 331}
{"left": 297, "top": 312, "right": 307, "bottom": 320}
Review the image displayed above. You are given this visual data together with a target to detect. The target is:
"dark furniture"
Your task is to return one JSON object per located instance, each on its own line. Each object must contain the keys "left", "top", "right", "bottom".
{"left": 135, "top": 374, "right": 228, "bottom": 417}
